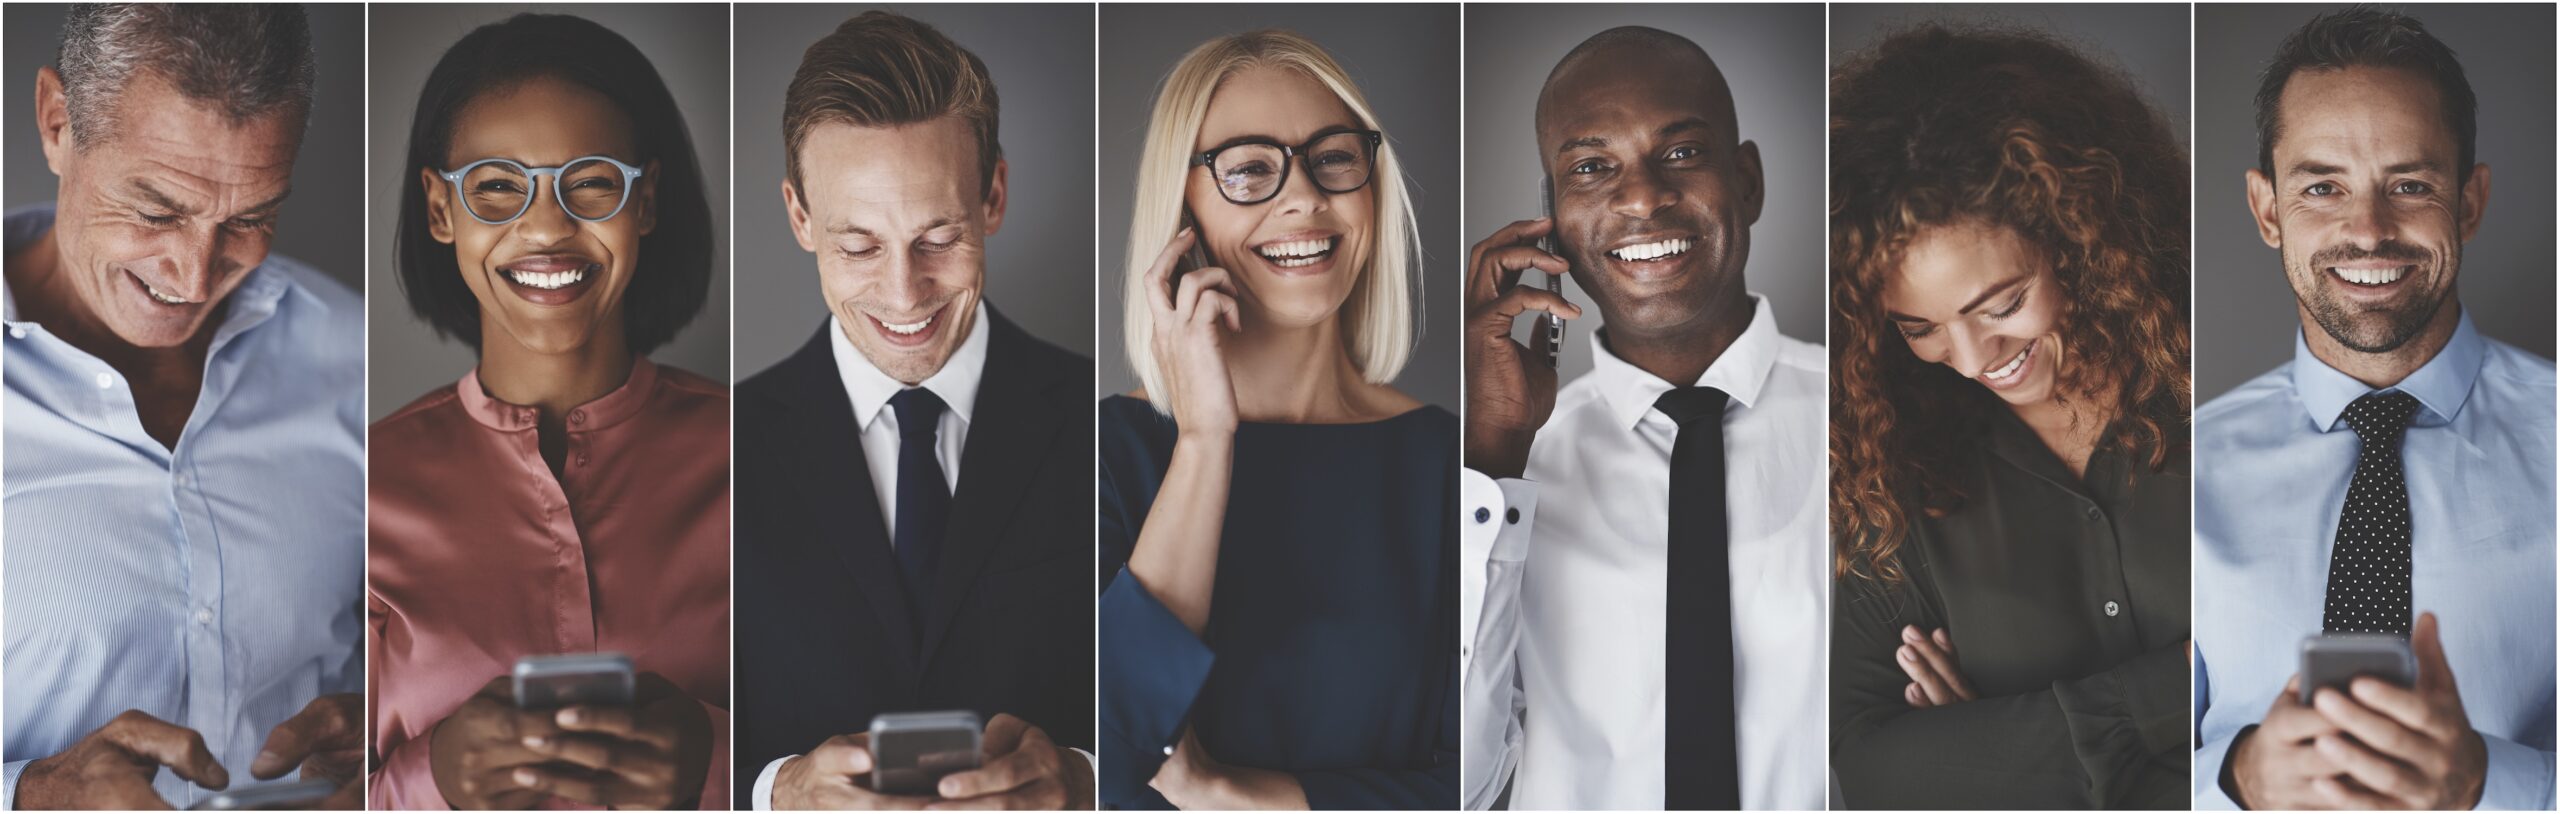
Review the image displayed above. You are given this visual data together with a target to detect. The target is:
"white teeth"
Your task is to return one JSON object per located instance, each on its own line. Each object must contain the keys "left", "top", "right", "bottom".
{"left": 1256, "top": 237, "right": 1336, "bottom": 267}
{"left": 143, "top": 282, "right": 187, "bottom": 304}
{"left": 1608, "top": 238, "right": 1693, "bottom": 262}
{"left": 880, "top": 315, "right": 932, "bottom": 335}
{"left": 1985, "top": 344, "right": 2029, "bottom": 381}
{"left": 2333, "top": 266, "right": 2406, "bottom": 286}
{"left": 505, "top": 265, "right": 590, "bottom": 290}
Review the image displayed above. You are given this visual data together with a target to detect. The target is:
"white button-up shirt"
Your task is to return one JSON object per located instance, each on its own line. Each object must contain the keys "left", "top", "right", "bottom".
{"left": 1461, "top": 295, "right": 1828, "bottom": 810}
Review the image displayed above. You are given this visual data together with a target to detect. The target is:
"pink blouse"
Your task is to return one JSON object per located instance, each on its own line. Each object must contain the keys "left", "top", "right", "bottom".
{"left": 366, "top": 357, "right": 730, "bottom": 810}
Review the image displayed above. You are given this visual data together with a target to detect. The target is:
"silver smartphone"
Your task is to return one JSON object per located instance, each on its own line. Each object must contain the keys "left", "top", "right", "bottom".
{"left": 2299, "top": 633, "right": 2416, "bottom": 704}
{"left": 1537, "top": 177, "right": 1567, "bottom": 369}
{"left": 513, "top": 652, "right": 635, "bottom": 710}
{"left": 869, "top": 710, "right": 984, "bottom": 796}
{"left": 188, "top": 778, "right": 337, "bottom": 810}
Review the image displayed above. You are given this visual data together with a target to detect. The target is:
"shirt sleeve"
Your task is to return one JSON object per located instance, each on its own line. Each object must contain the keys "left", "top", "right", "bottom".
{"left": 751, "top": 754, "right": 792, "bottom": 811}
{"left": 2475, "top": 732, "right": 2556, "bottom": 810}
{"left": 368, "top": 720, "right": 452, "bottom": 811}
{"left": 1831, "top": 570, "right": 2187, "bottom": 809}
{"left": 1458, "top": 468, "right": 1535, "bottom": 810}
{"left": 1096, "top": 567, "right": 1217, "bottom": 807}
{"left": 4, "top": 758, "right": 29, "bottom": 810}
{"left": 2191, "top": 641, "right": 2248, "bottom": 810}
{"left": 696, "top": 697, "right": 732, "bottom": 811}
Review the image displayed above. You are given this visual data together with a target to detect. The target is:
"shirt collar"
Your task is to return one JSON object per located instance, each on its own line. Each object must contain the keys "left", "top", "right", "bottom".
{"left": 1590, "top": 293, "right": 1784, "bottom": 431}
{"left": 458, "top": 354, "right": 660, "bottom": 432}
{"left": 829, "top": 299, "right": 990, "bottom": 431}
{"left": 2291, "top": 309, "right": 2484, "bottom": 431}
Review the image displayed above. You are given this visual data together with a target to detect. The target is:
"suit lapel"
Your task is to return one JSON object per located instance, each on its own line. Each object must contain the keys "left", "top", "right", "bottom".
{"left": 918, "top": 309, "right": 1066, "bottom": 669}
{"left": 774, "top": 323, "right": 921, "bottom": 673}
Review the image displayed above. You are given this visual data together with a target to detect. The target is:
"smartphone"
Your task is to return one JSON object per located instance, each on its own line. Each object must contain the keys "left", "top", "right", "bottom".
{"left": 1180, "top": 210, "right": 1213, "bottom": 274}
{"left": 512, "top": 652, "right": 635, "bottom": 710}
{"left": 188, "top": 778, "right": 337, "bottom": 811}
{"left": 2298, "top": 633, "right": 2415, "bottom": 704}
{"left": 869, "top": 710, "right": 984, "bottom": 796}
{"left": 1537, "top": 177, "right": 1567, "bottom": 368}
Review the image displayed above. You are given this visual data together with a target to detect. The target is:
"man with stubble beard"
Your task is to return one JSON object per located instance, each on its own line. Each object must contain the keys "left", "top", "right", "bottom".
{"left": 2194, "top": 8, "right": 2554, "bottom": 810}
{"left": 1458, "top": 25, "right": 1826, "bottom": 810}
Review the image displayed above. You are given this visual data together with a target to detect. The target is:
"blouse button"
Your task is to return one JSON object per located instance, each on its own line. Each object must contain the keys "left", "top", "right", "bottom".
{"left": 2104, "top": 600, "right": 2121, "bottom": 617}
{"left": 2083, "top": 505, "right": 2103, "bottom": 522}
{"left": 1161, "top": 744, "right": 1175, "bottom": 756}
{"left": 569, "top": 409, "right": 586, "bottom": 427}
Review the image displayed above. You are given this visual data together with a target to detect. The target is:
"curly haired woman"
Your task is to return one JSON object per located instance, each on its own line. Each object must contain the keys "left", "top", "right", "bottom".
{"left": 1827, "top": 24, "right": 2191, "bottom": 810}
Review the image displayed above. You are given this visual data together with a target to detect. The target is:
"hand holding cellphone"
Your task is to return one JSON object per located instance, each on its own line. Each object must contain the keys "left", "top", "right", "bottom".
{"left": 869, "top": 711, "right": 984, "bottom": 796}
{"left": 188, "top": 778, "right": 337, "bottom": 811}
{"left": 513, "top": 652, "right": 636, "bottom": 710}
{"left": 2299, "top": 633, "right": 2415, "bottom": 704}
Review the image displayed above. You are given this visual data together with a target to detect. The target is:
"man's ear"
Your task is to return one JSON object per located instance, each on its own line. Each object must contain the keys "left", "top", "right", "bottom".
{"left": 782, "top": 177, "right": 818, "bottom": 253}
{"left": 1732, "top": 140, "right": 1764, "bottom": 227}
{"left": 634, "top": 159, "right": 659, "bottom": 236}
{"left": 35, "top": 66, "right": 73, "bottom": 175}
{"left": 2456, "top": 163, "right": 2489, "bottom": 243}
{"left": 981, "top": 158, "right": 1010, "bottom": 238}
{"left": 2243, "top": 168, "right": 2283, "bottom": 250}
{"left": 420, "top": 166, "right": 457, "bottom": 244}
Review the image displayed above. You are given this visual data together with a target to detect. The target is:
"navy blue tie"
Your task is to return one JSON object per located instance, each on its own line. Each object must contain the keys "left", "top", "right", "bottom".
{"left": 889, "top": 388, "right": 950, "bottom": 648}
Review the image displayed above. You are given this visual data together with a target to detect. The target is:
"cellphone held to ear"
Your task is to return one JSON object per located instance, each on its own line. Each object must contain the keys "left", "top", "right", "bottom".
{"left": 1538, "top": 177, "right": 1567, "bottom": 369}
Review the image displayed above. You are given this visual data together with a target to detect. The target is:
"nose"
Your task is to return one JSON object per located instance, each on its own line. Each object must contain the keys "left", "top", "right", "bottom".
{"left": 511, "top": 177, "right": 578, "bottom": 245}
{"left": 1267, "top": 153, "right": 1333, "bottom": 217}
{"left": 876, "top": 250, "right": 938, "bottom": 311}
{"left": 1607, "top": 161, "right": 1681, "bottom": 221}
{"left": 157, "top": 222, "right": 223, "bottom": 300}
{"left": 2340, "top": 188, "right": 2399, "bottom": 249}
{"left": 1940, "top": 323, "right": 1999, "bottom": 378}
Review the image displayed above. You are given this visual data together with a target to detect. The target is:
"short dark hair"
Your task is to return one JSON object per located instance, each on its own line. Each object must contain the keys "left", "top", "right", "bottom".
{"left": 56, "top": 3, "right": 315, "bottom": 146}
{"left": 393, "top": 13, "right": 714, "bottom": 354}
{"left": 783, "top": 11, "right": 1001, "bottom": 197}
{"left": 2255, "top": 6, "right": 2477, "bottom": 179}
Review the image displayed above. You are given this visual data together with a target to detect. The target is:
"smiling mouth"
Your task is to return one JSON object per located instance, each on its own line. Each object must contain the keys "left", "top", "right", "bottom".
{"left": 1255, "top": 236, "right": 1338, "bottom": 269}
{"left": 1980, "top": 341, "right": 2033, "bottom": 388}
{"left": 2330, "top": 265, "right": 2411, "bottom": 287}
{"left": 1608, "top": 238, "right": 1693, "bottom": 263}
{"left": 128, "top": 271, "right": 197, "bottom": 306}
{"left": 880, "top": 314, "right": 932, "bottom": 335}
{"left": 505, "top": 264, "right": 596, "bottom": 290}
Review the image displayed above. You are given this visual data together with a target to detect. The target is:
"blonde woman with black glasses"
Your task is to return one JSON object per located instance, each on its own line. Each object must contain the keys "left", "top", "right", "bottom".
{"left": 1096, "top": 29, "right": 1456, "bottom": 811}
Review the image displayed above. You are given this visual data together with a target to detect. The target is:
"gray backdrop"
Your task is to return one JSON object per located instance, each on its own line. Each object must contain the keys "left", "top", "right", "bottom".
{"left": 1097, "top": 3, "right": 1460, "bottom": 409}
{"left": 366, "top": 3, "right": 730, "bottom": 420}
{"left": 1467, "top": 3, "right": 1827, "bottom": 384}
{"left": 4, "top": 3, "right": 364, "bottom": 289}
{"left": 2196, "top": 3, "right": 2555, "bottom": 400}
{"left": 734, "top": 4, "right": 1096, "bottom": 377}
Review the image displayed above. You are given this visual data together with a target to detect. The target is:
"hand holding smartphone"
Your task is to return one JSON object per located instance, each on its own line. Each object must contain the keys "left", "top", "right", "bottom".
{"left": 187, "top": 778, "right": 337, "bottom": 811}
{"left": 870, "top": 710, "right": 985, "bottom": 796}
{"left": 2298, "top": 633, "right": 2415, "bottom": 704}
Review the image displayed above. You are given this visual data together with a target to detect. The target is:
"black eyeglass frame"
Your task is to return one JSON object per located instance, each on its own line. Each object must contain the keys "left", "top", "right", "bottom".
{"left": 1188, "top": 128, "right": 1386, "bottom": 205}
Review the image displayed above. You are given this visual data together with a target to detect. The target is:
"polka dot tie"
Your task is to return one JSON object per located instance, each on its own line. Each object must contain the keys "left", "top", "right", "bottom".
{"left": 2321, "top": 390, "right": 2420, "bottom": 635}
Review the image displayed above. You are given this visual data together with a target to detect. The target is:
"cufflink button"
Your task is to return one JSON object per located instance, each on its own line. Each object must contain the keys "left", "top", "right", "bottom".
{"left": 1473, "top": 507, "right": 1491, "bottom": 524}
{"left": 1505, "top": 508, "right": 1520, "bottom": 524}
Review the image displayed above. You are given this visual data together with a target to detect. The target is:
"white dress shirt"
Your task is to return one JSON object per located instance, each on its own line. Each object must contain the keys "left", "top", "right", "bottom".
{"left": 751, "top": 301, "right": 1088, "bottom": 808}
{"left": 1461, "top": 295, "right": 1828, "bottom": 810}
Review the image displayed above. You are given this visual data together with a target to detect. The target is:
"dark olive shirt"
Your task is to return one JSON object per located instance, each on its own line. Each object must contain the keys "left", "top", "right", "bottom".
{"left": 1832, "top": 409, "right": 2190, "bottom": 809}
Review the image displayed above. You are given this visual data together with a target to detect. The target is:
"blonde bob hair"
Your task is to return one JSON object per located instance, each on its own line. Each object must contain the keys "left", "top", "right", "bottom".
{"left": 1120, "top": 30, "right": 1422, "bottom": 407}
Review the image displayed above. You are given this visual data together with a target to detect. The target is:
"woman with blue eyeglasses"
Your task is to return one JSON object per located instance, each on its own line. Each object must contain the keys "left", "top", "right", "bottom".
{"left": 365, "top": 13, "right": 729, "bottom": 810}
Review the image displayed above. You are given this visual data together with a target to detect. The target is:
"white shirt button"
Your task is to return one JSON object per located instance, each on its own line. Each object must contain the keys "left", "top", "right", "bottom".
{"left": 1161, "top": 744, "right": 1175, "bottom": 756}
{"left": 194, "top": 607, "right": 214, "bottom": 625}
{"left": 94, "top": 371, "right": 114, "bottom": 389}
{"left": 7, "top": 326, "right": 25, "bottom": 339}
{"left": 2103, "top": 600, "right": 2121, "bottom": 617}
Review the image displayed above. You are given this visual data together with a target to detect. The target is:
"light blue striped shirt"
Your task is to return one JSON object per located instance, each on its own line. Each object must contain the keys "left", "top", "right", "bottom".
{"left": 2194, "top": 312, "right": 2556, "bottom": 809}
{"left": 2, "top": 204, "right": 365, "bottom": 809}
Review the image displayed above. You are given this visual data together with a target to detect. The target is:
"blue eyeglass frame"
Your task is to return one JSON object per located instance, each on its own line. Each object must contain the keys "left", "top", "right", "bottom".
{"left": 437, "top": 155, "right": 646, "bottom": 225}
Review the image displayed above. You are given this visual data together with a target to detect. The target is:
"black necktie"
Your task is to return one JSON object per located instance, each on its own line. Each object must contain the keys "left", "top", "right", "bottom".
{"left": 1655, "top": 386, "right": 1739, "bottom": 809}
{"left": 890, "top": 387, "right": 951, "bottom": 649}
{"left": 2322, "top": 391, "right": 2420, "bottom": 635}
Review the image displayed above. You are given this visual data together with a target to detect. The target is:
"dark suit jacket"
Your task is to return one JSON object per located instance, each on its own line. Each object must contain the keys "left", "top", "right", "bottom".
{"left": 734, "top": 305, "right": 1095, "bottom": 806}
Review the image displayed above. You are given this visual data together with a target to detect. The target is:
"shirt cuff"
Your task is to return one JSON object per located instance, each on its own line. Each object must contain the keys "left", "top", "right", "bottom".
{"left": 4, "top": 758, "right": 28, "bottom": 811}
{"left": 1458, "top": 468, "right": 1537, "bottom": 565}
{"left": 2192, "top": 727, "right": 2245, "bottom": 810}
{"left": 2475, "top": 733, "right": 2556, "bottom": 810}
{"left": 752, "top": 754, "right": 794, "bottom": 811}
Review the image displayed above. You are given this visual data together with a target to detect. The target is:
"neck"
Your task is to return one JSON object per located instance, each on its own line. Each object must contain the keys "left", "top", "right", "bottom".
{"left": 2302, "top": 299, "right": 2462, "bottom": 390}
{"left": 477, "top": 323, "right": 635, "bottom": 419}
{"left": 1224, "top": 312, "right": 1367, "bottom": 423}
{"left": 1603, "top": 290, "right": 1754, "bottom": 387}
{"left": 6, "top": 224, "right": 216, "bottom": 377}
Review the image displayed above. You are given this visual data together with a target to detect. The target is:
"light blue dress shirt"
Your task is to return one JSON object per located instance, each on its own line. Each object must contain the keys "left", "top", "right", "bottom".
{"left": 2193, "top": 312, "right": 2556, "bottom": 809}
{"left": 2, "top": 205, "right": 364, "bottom": 809}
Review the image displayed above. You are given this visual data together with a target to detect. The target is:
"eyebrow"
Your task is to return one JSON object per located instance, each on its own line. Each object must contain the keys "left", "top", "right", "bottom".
{"left": 1200, "top": 122, "right": 1361, "bottom": 156}
{"left": 1553, "top": 117, "right": 1716, "bottom": 158}
{"left": 128, "top": 179, "right": 292, "bottom": 218}
{"left": 826, "top": 215, "right": 966, "bottom": 238}
{"left": 2285, "top": 159, "right": 2446, "bottom": 178}
{"left": 1886, "top": 273, "right": 2031, "bottom": 322}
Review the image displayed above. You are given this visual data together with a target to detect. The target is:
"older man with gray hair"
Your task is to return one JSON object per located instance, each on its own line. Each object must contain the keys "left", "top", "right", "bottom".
{"left": 3, "top": 4, "right": 363, "bottom": 809}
